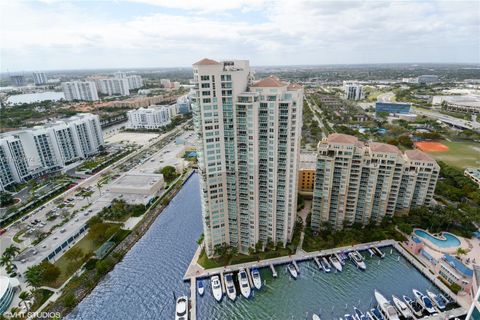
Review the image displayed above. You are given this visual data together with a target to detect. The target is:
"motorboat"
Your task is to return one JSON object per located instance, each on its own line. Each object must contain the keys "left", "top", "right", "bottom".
{"left": 374, "top": 290, "right": 400, "bottom": 320}
{"left": 251, "top": 268, "right": 262, "bottom": 290}
{"left": 349, "top": 251, "right": 367, "bottom": 270}
{"left": 370, "top": 307, "right": 385, "bottom": 320}
{"left": 197, "top": 279, "right": 204, "bottom": 296}
{"left": 238, "top": 269, "right": 251, "bottom": 298}
{"left": 329, "top": 255, "right": 343, "bottom": 272}
{"left": 403, "top": 295, "right": 423, "bottom": 317}
{"left": 413, "top": 289, "right": 436, "bottom": 314}
{"left": 335, "top": 253, "right": 346, "bottom": 265}
{"left": 287, "top": 263, "right": 298, "bottom": 279}
{"left": 344, "top": 314, "right": 355, "bottom": 320}
{"left": 224, "top": 273, "right": 237, "bottom": 301}
{"left": 312, "top": 314, "right": 321, "bottom": 320}
{"left": 372, "top": 246, "right": 385, "bottom": 258}
{"left": 426, "top": 290, "right": 446, "bottom": 310}
{"left": 392, "top": 295, "right": 413, "bottom": 319}
{"left": 211, "top": 275, "right": 223, "bottom": 302}
{"left": 175, "top": 296, "right": 189, "bottom": 320}
{"left": 354, "top": 307, "right": 367, "bottom": 320}
{"left": 321, "top": 257, "right": 332, "bottom": 273}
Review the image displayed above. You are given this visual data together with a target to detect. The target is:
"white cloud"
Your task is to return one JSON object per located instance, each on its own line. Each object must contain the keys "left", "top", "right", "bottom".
{"left": 0, "top": 0, "right": 478, "bottom": 71}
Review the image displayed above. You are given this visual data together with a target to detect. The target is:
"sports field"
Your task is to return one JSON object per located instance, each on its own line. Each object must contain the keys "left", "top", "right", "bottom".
{"left": 414, "top": 141, "right": 449, "bottom": 152}
{"left": 418, "top": 140, "right": 480, "bottom": 169}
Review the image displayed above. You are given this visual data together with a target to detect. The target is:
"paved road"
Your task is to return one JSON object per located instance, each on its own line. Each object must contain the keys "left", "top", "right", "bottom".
{"left": 305, "top": 97, "right": 327, "bottom": 139}
{"left": 1, "top": 127, "right": 191, "bottom": 283}
{"left": 377, "top": 91, "right": 396, "bottom": 102}
{"left": 412, "top": 107, "right": 480, "bottom": 131}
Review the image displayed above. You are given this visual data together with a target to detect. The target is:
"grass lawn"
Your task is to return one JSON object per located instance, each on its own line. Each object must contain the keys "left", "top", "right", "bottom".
{"left": 197, "top": 247, "right": 293, "bottom": 269}
{"left": 13, "top": 229, "right": 27, "bottom": 243}
{"left": 48, "top": 223, "right": 120, "bottom": 288}
{"left": 29, "top": 288, "right": 54, "bottom": 312}
{"left": 424, "top": 140, "right": 480, "bottom": 169}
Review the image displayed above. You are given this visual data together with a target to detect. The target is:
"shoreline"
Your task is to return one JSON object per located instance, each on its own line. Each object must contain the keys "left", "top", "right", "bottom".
{"left": 40, "top": 169, "right": 195, "bottom": 317}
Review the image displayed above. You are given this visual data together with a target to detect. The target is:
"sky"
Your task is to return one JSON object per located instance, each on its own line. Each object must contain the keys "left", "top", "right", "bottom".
{"left": 1, "top": 0, "right": 479, "bottom": 71}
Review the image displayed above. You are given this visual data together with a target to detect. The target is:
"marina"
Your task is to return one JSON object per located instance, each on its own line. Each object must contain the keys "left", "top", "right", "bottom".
{"left": 65, "top": 174, "right": 466, "bottom": 320}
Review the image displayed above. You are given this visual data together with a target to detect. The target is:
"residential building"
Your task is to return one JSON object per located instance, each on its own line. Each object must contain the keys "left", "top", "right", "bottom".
{"left": 465, "top": 168, "right": 480, "bottom": 187}
{"left": 192, "top": 58, "right": 303, "bottom": 256}
{"left": 311, "top": 133, "right": 439, "bottom": 230}
{"left": 126, "top": 75, "right": 143, "bottom": 90}
{"left": 375, "top": 102, "right": 411, "bottom": 114}
{"left": 113, "top": 71, "right": 127, "bottom": 78}
{"left": 343, "top": 81, "right": 363, "bottom": 100}
{"left": 97, "top": 78, "right": 130, "bottom": 96}
{"left": 62, "top": 81, "right": 99, "bottom": 101}
{"left": 0, "top": 114, "right": 104, "bottom": 190}
{"left": 32, "top": 72, "right": 48, "bottom": 85}
{"left": 126, "top": 106, "right": 171, "bottom": 129}
{"left": 10, "top": 75, "right": 25, "bottom": 87}
{"left": 160, "top": 79, "right": 171, "bottom": 88}
{"left": 418, "top": 75, "right": 439, "bottom": 84}
{"left": 298, "top": 152, "right": 317, "bottom": 197}
{"left": 0, "top": 276, "right": 18, "bottom": 314}
{"left": 177, "top": 95, "right": 191, "bottom": 114}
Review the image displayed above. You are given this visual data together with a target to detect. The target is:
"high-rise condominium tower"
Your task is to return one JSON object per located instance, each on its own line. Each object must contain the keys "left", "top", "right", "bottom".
{"left": 311, "top": 133, "right": 439, "bottom": 230}
{"left": 192, "top": 59, "right": 303, "bottom": 257}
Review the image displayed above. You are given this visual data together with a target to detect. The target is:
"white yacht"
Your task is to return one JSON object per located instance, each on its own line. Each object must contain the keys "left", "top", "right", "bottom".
{"left": 251, "top": 268, "right": 262, "bottom": 290}
{"left": 175, "top": 296, "right": 189, "bottom": 320}
{"left": 210, "top": 275, "right": 223, "bottom": 302}
{"left": 224, "top": 273, "right": 237, "bottom": 301}
{"left": 413, "top": 289, "right": 436, "bottom": 314}
{"left": 349, "top": 251, "right": 367, "bottom": 270}
{"left": 312, "top": 314, "right": 321, "bottom": 320}
{"left": 403, "top": 295, "right": 423, "bottom": 317}
{"left": 238, "top": 269, "right": 251, "bottom": 298}
{"left": 335, "top": 252, "right": 346, "bottom": 265}
{"left": 392, "top": 295, "right": 413, "bottom": 319}
{"left": 287, "top": 263, "right": 298, "bottom": 279}
{"left": 329, "top": 254, "right": 343, "bottom": 272}
{"left": 426, "top": 290, "right": 446, "bottom": 310}
{"left": 374, "top": 290, "right": 400, "bottom": 320}
{"left": 321, "top": 257, "right": 332, "bottom": 273}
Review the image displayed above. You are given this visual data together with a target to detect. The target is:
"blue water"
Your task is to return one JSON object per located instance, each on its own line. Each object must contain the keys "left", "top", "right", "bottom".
{"left": 66, "top": 173, "right": 203, "bottom": 320}
{"left": 414, "top": 230, "right": 461, "bottom": 248}
{"left": 67, "top": 174, "right": 449, "bottom": 319}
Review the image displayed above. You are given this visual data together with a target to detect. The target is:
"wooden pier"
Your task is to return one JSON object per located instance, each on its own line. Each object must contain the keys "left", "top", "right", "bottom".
{"left": 270, "top": 264, "right": 277, "bottom": 277}
{"left": 189, "top": 277, "right": 196, "bottom": 320}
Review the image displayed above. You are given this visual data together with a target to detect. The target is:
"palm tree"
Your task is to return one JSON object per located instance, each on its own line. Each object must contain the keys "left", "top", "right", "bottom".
{"left": 18, "top": 291, "right": 31, "bottom": 311}
{"left": 3, "top": 245, "right": 20, "bottom": 259}
{"left": 0, "top": 255, "right": 11, "bottom": 268}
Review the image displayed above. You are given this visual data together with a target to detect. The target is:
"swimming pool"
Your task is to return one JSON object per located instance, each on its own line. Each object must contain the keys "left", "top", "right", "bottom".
{"left": 414, "top": 230, "right": 461, "bottom": 248}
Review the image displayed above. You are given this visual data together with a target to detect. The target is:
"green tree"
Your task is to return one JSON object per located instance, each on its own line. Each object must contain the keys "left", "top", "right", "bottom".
{"left": 3, "top": 245, "right": 20, "bottom": 259}
{"left": 160, "top": 166, "right": 178, "bottom": 183}
{"left": 398, "top": 135, "right": 413, "bottom": 148}
{"left": 0, "top": 192, "right": 14, "bottom": 207}
{"left": 18, "top": 291, "right": 31, "bottom": 311}
{"left": 24, "top": 265, "right": 43, "bottom": 287}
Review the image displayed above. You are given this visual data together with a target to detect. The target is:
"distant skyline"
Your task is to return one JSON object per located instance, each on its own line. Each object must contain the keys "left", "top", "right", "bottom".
{"left": 1, "top": 0, "right": 479, "bottom": 72}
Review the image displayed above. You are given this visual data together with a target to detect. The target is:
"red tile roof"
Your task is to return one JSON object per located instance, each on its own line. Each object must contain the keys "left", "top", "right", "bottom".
{"left": 193, "top": 58, "right": 220, "bottom": 66}
{"left": 251, "top": 75, "right": 286, "bottom": 87}
{"left": 327, "top": 133, "right": 358, "bottom": 144}
{"left": 287, "top": 83, "right": 303, "bottom": 90}
{"left": 405, "top": 149, "right": 435, "bottom": 162}
{"left": 369, "top": 142, "right": 401, "bottom": 154}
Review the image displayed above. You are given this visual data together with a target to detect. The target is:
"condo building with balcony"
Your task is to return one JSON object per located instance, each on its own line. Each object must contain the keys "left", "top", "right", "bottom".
{"left": 311, "top": 133, "right": 439, "bottom": 230}
{"left": 192, "top": 58, "right": 303, "bottom": 256}
{"left": 0, "top": 114, "right": 104, "bottom": 191}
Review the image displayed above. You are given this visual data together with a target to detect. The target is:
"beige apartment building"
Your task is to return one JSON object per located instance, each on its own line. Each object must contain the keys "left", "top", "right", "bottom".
{"left": 192, "top": 58, "right": 303, "bottom": 256}
{"left": 311, "top": 133, "right": 439, "bottom": 230}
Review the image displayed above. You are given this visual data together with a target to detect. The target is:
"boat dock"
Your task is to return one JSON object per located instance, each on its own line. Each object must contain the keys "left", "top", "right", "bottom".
{"left": 270, "top": 264, "right": 277, "bottom": 277}
{"left": 183, "top": 239, "right": 467, "bottom": 319}
{"left": 246, "top": 267, "right": 254, "bottom": 287}
{"left": 189, "top": 277, "right": 197, "bottom": 320}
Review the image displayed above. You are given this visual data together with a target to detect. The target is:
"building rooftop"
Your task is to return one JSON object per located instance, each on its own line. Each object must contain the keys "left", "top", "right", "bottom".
{"left": 251, "top": 75, "right": 286, "bottom": 88}
{"left": 405, "top": 149, "right": 435, "bottom": 162}
{"left": 193, "top": 58, "right": 220, "bottom": 66}
{"left": 327, "top": 133, "right": 358, "bottom": 144}
{"left": 369, "top": 142, "right": 401, "bottom": 154}
{"left": 443, "top": 254, "right": 473, "bottom": 278}
{"left": 287, "top": 83, "right": 303, "bottom": 90}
